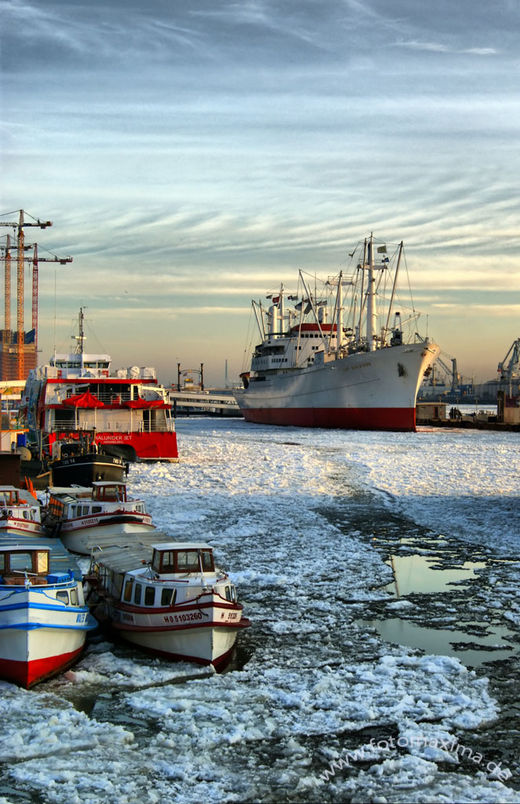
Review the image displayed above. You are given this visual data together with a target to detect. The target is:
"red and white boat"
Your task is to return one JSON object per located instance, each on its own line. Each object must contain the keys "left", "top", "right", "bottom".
{"left": 87, "top": 541, "right": 250, "bottom": 669}
{"left": 0, "top": 544, "right": 97, "bottom": 688}
{"left": 43, "top": 481, "right": 155, "bottom": 555}
{"left": 22, "top": 309, "right": 178, "bottom": 461}
{"left": 234, "top": 235, "right": 440, "bottom": 431}
{"left": 0, "top": 486, "right": 43, "bottom": 538}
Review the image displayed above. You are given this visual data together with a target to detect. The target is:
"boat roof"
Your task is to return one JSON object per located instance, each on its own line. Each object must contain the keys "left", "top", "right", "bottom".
{"left": 93, "top": 538, "right": 214, "bottom": 575}
{"left": 152, "top": 542, "right": 213, "bottom": 551}
{"left": 0, "top": 544, "right": 50, "bottom": 552}
{"left": 48, "top": 486, "right": 92, "bottom": 495}
{"left": 94, "top": 544, "right": 155, "bottom": 575}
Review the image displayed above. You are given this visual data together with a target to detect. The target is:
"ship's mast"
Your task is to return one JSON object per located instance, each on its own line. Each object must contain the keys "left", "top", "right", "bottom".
{"left": 74, "top": 307, "right": 86, "bottom": 372}
{"left": 336, "top": 271, "right": 343, "bottom": 355}
{"left": 366, "top": 234, "right": 377, "bottom": 351}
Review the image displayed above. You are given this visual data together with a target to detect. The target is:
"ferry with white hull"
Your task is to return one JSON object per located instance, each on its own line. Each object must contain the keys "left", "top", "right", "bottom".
{"left": 235, "top": 235, "right": 440, "bottom": 431}
{"left": 22, "top": 309, "right": 178, "bottom": 462}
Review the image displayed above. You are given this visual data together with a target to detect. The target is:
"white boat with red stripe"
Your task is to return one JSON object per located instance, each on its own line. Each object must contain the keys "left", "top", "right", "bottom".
{"left": 87, "top": 541, "right": 250, "bottom": 669}
{"left": 0, "top": 544, "right": 97, "bottom": 688}
{"left": 43, "top": 481, "right": 155, "bottom": 555}
{"left": 0, "top": 486, "right": 43, "bottom": 538}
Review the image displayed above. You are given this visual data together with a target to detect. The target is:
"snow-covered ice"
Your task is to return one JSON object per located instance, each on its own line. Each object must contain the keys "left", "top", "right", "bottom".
{"left": 0, "top": 418, "right": 519, "bottom": 803}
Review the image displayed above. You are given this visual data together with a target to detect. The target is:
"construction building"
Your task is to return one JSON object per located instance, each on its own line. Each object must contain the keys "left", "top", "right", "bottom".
{"left": 0, "top": 210, "right": 72, "bottom": 381}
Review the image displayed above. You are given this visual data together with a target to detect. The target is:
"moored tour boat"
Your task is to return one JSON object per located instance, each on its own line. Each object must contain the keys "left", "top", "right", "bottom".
{"left": 0, "top": 486, "right": 43, "bottom": 538}
{"left": 22, "top": 308, "right": 178, "bottom": 462}
{"left": 49, "top": 438, "right": 128, "bottom": 487}
{"left": 87, "top": 541, "right": 250, "bottom": 669}
{"left": 0, "top": 544, "right": 96, "bottom": 687}
{"left": 43, "top": 481, "right": 155, "bottom": 555}
{"left": 234, "top": 234, "right": 440, "bottom": 431}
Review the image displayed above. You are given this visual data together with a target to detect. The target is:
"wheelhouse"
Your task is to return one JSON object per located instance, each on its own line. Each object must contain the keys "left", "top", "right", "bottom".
{"left": 0, "top": 487, "right": 21, "bottom": 506}
{"left": 151, "top": 543, "right": 215, "bottom": 575}
{"left": 0, "top": 546, "right": 50, "bottom": 583}
{"left": 91, "top": 482, "right": 127, "bottom": 502}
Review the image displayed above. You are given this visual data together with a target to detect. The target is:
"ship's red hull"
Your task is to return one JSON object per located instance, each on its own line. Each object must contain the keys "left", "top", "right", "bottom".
{"left": 241, "top": 406, "right": 416, "bottom": 431}
{"left": 0, "top": 645, "right": 84, "bottom": 689}
{"left": 55, "top": 430, "right": 179, "bottom": 461}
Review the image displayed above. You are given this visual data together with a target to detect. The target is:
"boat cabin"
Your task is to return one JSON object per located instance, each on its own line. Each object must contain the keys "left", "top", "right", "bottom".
{"left": 0, "top": 487, "right": 21, "bottom": 506}
{"left": 0, "top": 546, "right": 50, "bottom": 585}
{"left": 151, "top": 543, "right": 215, "bottom": 575}
{"left": 92, "top": 482, "right": 127, "bottom": 503}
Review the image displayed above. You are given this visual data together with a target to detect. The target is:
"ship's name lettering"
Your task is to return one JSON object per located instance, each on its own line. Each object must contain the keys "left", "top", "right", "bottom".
{"left": 164, "top": 611, "right": 204, "bottom": 623}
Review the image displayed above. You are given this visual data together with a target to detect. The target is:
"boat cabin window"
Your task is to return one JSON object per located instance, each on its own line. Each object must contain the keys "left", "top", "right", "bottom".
{"left": 123, "top": 578, "right": 133, "bottom": 602}
{"left": 177, "top": 551, "right": 202, "bottom": 573}
{"left": 161, "top": 588, "right": 176, "bottom": 607}
{"left": 56, "top": 590, "right": 69, "bottom": 605}
{"left": 144, "top": 586, "right": 155, "bottom": 605}
{"left": 93, "top": 484, "right": 127, "bottom": 502}
{"left": 152, "top": 548, "right": 214, "bottom": 574}
{"left": 0, "top": 549, "right": 49, "bottom": 575}
{"left": 134, "top": 583, "right": 142, "bottom": 604}
{"left": 157, "top": 551, "right": 175, "bottom": 572}
{"left": 92, "top": 506, "right": 102, "bottom": 513}
{"left": 70, "top": 588, "right": 79, "bottom": 606}
{"left": 0, "top": 490, "right": 19, "bottom": 506}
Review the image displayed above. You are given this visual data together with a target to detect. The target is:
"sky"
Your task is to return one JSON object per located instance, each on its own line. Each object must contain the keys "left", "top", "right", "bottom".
{"left": 1, "top": 0, "right": 520, "bottom": 386}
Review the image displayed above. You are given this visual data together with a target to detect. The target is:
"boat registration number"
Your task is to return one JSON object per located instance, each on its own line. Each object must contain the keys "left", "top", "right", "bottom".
{"left": 164, "top": 611, "right": 204, "bottom": 623}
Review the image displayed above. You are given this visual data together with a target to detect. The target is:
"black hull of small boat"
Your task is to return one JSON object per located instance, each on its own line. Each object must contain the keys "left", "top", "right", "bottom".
{"left": 50, "top": 454, "right": 127, "bottom": 487}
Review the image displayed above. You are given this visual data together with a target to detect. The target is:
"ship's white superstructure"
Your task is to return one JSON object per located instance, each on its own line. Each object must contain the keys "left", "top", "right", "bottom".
{"left": 23, "top": 309, "right": 178, "bottom": 461}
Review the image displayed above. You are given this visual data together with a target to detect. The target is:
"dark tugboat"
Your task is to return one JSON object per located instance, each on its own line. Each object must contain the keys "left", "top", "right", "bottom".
{"left": 49, "top": 435, "right": 128, "bottom": 487}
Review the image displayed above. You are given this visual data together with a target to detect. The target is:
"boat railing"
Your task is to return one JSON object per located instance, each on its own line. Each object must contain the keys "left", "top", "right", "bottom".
{"left": 51, "top": 418, "right": 175, "bottom": 434}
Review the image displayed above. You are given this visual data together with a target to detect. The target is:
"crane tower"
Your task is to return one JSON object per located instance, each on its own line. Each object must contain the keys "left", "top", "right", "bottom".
{"left": 0, "top": 210, "right": 72, "bottom": 380}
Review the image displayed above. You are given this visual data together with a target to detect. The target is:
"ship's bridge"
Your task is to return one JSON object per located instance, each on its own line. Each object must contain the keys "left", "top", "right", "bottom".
{"left": 50, "top": 353, "right": 112, "bottom": 378}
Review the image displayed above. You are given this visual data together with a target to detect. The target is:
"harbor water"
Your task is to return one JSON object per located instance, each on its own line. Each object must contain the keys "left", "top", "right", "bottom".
{"left": 0, "top": 418, "right": 519, "bottom": 803}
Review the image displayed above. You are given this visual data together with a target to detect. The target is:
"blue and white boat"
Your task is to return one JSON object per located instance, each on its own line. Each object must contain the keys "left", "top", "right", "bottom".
{"left": 0, "top": 544, "right": 97, "bottom": 688}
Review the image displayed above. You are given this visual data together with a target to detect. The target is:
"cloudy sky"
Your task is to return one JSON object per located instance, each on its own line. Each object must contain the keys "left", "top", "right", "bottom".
{"left": 1, "top": 0, "right": 520, "bottom": 385}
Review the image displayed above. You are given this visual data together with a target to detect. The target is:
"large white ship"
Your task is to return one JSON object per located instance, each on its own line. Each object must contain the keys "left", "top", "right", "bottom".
{"left": 234, "top": 235, "right": 440, "bottom": 431}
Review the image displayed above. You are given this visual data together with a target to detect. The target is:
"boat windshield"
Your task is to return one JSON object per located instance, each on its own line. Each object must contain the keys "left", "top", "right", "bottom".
{"left": 0, "top": 549, "right": 49, "bottom": 575}
{"left": 153, "top": 548, "right": 214, "bottom": 574}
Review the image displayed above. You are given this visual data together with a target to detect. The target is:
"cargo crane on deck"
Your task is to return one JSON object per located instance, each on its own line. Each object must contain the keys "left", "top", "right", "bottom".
{"left": 0, "top": 211, "right": 72, "bottom": 379}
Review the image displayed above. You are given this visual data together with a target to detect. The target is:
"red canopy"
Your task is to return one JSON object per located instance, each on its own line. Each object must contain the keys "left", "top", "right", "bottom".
{"left": 125, "top": 397, "right": 168, "bottom": 409}
{"left": 63, "top": 390, "right": 105, "bottom": 408}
